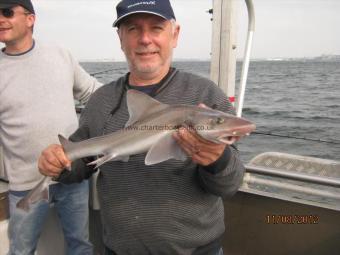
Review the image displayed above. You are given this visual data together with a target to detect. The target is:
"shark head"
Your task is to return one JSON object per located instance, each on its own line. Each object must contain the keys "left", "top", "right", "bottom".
{"left": 189, "top": 107, "right": 256, "bottom": 144}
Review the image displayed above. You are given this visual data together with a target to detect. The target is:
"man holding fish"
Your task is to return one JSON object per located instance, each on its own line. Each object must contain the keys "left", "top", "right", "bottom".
{"left": 39, "top": 0, "right": 254, "bottom": 254}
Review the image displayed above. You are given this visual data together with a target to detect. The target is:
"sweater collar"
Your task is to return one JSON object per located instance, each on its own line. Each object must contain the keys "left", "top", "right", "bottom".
{"left": 1, "top": 40, "right": 35, "bottom": 57}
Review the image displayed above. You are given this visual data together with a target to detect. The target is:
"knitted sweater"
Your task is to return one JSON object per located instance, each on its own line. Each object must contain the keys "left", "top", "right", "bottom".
{"left": 0, "top": 41, "right": 100, "bottom": 190}
{"left": 60, "top": 71, "right": 245, "bottom": 254}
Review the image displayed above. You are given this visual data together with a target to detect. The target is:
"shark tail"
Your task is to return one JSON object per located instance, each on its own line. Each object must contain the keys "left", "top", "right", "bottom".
{"left": 16, "top": 186, "right": 49, "bottom": 212}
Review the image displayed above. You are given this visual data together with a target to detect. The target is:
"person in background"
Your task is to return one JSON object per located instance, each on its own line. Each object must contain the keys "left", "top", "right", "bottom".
{"left": 0, "top": 0, "right": 101, "bottom": 254}
{"left": 38, "top": 0, "right": 245, "bottom": 254}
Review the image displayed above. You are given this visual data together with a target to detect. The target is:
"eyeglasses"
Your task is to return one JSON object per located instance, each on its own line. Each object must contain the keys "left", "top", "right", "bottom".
{"left": 0, "top": 8, "right": 30, "bottom": 18}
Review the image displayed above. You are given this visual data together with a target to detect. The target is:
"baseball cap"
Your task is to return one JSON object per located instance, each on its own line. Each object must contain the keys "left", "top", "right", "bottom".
{"left": 113, "top": 0, "right": 175, "bottom": 27}
{"left": 0, "top": 0, "right": 35, "bottom": 14}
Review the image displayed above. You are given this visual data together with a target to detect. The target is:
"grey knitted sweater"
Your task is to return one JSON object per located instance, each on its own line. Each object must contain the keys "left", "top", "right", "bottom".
{"left": 62, "top": 70, "right": 245, "bottom": 254}
{"left": 0, "top": 41, "right": 100, "bottom": 190}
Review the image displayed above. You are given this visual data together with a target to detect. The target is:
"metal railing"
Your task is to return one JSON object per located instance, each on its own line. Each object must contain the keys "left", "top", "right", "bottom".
{"left": 236, "top": 0, "right": 255, "bottom": 117}
{"left": 246, "top": 165, "right": 340, "bottom": 188}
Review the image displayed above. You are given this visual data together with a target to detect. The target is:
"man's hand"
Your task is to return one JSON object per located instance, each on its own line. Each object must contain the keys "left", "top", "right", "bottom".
{"left": 173, "top": 127, "right": 227, "bottom": 166}
{"left": 38, "top": 144, "right": 72, "bottom": 178}
{"left": 172, "top": 103, "right": 240, "bottom": 166}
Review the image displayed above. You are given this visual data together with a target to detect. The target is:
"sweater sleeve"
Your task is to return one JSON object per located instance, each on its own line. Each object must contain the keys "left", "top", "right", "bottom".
{"left": 197, "top": 145, "right": 245, "bottom": 198}
{"left": 195, "top": 82, "right": 245, "bottom": 198}
{"left": 68, "top": 50, "right": 102, "bottom": 104}
{"left": 56, "top": 154, "right": 97, "bottom": 184}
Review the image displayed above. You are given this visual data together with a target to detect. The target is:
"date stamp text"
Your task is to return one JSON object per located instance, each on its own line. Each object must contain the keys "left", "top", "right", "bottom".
{"left": 265, "top": 214, "right": 319, "bottom": 224}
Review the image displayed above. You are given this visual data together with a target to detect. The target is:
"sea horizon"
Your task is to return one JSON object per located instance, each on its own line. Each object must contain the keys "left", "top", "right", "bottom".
{"left": 80, "top": 54, "right": 340, "bottom": 64}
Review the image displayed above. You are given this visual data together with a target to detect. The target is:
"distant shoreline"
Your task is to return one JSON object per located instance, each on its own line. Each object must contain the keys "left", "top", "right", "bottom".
{"left": 81, "top": 57, "right": 340, "bottom": 63}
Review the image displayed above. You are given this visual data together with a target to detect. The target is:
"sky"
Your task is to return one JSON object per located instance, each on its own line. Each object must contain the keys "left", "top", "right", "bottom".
{"left": 1, "top": 0, "right": 340, "bottom": 61}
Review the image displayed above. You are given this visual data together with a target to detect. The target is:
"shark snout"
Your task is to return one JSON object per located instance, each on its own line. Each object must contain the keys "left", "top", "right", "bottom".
{"left": 229, "top": 123, "right": 256, "bottom": 136}
{"left": 215, "top": 123, "right": 256, "bottom": 144}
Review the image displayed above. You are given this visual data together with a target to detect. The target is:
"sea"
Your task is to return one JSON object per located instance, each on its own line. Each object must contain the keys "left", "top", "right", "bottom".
{"left": 80, "top": 60, "right": 340, "bottom": 163}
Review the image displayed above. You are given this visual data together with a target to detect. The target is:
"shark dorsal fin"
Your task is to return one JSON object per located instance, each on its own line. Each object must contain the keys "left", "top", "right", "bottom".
{"left": 125, "top": 89, "right": 168, "bottom": 127}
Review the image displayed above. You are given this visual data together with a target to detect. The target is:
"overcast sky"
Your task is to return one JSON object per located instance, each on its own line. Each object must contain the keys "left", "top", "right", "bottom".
{"left": 2, "top": 0, "right": 339, "bottom": 61}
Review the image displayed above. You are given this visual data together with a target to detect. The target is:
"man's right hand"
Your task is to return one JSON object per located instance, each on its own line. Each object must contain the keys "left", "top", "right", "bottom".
{"left": 38, "top": 144, "right": 72, "bottom": 178}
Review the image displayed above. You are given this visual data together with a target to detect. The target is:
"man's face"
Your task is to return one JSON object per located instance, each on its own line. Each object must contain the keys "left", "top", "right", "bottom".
{"left": 0, "top": 6, "right": 34, "bottom": 44}
{"left": 118, "top": 13, "right": 179, "bottom": 80}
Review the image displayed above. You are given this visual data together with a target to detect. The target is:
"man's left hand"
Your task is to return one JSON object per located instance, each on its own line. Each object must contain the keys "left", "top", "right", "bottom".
{"left": 173, "top": 127, "right": 227, "bottom": 166}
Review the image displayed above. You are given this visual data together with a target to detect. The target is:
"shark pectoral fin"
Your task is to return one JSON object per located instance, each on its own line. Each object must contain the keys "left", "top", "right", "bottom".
{"left": 125, "top": 90, "right": 169, "bottom": 127}
{"left": 145, "top": 135, "right": 187, "bottom": 165}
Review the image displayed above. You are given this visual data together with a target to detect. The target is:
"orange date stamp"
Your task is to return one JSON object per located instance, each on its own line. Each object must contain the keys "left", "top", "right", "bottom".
{"left": 265, "top": 214, "right": 319, "bottom": 224}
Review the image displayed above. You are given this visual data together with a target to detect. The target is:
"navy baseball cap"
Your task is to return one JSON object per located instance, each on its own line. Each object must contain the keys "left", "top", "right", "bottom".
{"left": 113, "top": 0, "right": 176, "bottom": 27}
{"left": 0, "top": 0, "right": 35, "bottom": 14}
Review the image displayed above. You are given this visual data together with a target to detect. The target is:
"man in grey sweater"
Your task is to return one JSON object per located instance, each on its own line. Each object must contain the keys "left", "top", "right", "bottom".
{"left": 39, "top": 0, "right": 245, "bottom": 254}
{"left": 0, "top": 0, "right": 101, "bottom": 254}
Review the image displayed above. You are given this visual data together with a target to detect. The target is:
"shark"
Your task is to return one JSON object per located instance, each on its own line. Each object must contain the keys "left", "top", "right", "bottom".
{"left": 17, "top": 89, "right": 256, "bottom": 211}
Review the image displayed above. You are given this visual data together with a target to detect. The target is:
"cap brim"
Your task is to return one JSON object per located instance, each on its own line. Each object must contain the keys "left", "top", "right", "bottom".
{"left": 112, "top": 11, "right": 169, "bottom": 27}
{"left": 0, "top": 3, "right": 16, "bottom": 9}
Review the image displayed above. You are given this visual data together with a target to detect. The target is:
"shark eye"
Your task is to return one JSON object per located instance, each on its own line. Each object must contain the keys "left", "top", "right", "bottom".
{"left": 216, "top": 117, "right": 224, "bottom": 124}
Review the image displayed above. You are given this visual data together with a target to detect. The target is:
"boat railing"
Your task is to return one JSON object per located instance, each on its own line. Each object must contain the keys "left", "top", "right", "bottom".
{"left": 241, "top": 152, "right": 340, "bottom": 211}
{"left": 246, "top": 164, "right": 340, "bottom": 188}
{"left": 236, "top": 0, "right": 255, "bottom": 117}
